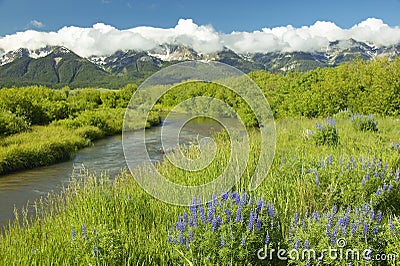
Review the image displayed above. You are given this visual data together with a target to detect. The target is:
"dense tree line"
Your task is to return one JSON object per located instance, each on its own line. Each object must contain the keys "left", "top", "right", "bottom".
{"left": 249, "top": 57, "right": 400, "bottom": 117}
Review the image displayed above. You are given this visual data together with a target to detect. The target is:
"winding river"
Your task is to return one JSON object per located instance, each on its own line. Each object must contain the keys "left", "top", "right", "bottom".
{"left": 0, "top": 115, "right": 224, "bottom": 229}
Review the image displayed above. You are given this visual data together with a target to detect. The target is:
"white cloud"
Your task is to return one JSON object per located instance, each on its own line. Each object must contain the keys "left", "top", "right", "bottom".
{"left": 30, "top": 20, "right": 44, "bottom": 28}
{"left": 1, "top": 18, "right": 400, "bottom": 57}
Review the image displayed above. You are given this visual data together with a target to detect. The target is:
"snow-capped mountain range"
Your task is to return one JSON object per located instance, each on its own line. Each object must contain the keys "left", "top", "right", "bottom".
{"left": 0, "top": 39, "right": 399, "bottom": 88}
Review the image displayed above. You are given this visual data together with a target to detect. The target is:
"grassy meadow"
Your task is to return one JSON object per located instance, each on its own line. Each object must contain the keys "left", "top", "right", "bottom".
{"left": 0, "top": 58, "right": 399, "bottom": 265}
{"left": 0, "top": 115, "right": 399, "bottom": 265}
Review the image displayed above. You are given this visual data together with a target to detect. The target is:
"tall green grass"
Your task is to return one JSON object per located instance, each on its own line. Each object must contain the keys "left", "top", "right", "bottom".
{"left": 0, "top": 109, "right": 161, "bottom": 175}
{"left": 0, "top": 116, "right": 399, "bottom": 264}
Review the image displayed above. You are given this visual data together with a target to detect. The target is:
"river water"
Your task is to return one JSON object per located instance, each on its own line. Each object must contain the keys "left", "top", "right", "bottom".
{"left": 0, "top": 116, "right": 224, "bottom": 228}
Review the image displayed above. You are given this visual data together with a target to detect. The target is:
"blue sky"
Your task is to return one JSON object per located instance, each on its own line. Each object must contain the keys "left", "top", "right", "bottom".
{"left": 0, "top": 0, "right": 399, "bottom": 36}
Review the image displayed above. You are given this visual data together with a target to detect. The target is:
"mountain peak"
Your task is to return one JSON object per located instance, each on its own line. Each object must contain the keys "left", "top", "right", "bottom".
{"left": 1, "top": 39, "right": 400, "bottom": 88}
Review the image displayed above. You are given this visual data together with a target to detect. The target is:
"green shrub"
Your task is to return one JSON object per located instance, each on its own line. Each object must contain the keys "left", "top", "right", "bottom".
{"left": 333, "top": 109, "right": 353, "bottom": 119}
{"left": 311, "top": 117, "right": 339, "bottom": 146}
{"left": 351, "top": 114, "right": 378, "bottom": 132}
{"left": 0, "top": 111, "right": 30, "bottom": 136}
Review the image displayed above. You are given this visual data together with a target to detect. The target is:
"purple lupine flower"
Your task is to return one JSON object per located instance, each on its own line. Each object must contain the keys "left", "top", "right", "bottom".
{"left": 176, "top": 218, "right": 186, "bottom": 234}
{"left": 371, "top": 156, "right": 376, "bottom": 169}
{"left": 207, "top": 202, "right": 215, "bottom": 223}
{"left": 366, "top": 172, "right": 370, "bottom": 181}
{"left": 326, "top": 224, "right": 331, "bottom": 237}
{"left": 328, "top": 155, "right": 333, "bottom": 165}
{"left": 332, "top": 205, "right": 338, "bottom": 216}
{"left": 189, "top": 203, "right": 197, "bottom": 226}
{"left": 234, "top": 192, "right": 241, "bottom": 204}
{"left": 315, "top": 171, "right": 320, "bottom": 186}
{"left": 241, "top": 234, "right": 246, "bottom": 246}
{"left": 256, "top": 215, "right": 262, "bottom": 230}
{"left": 168, "top": 233, "right": 173, "bottom": 243}
{"left": 329, "top": 117, "right": 336, "bottom": 127}
{"left": 183, "top": 211, "right": 188, "bottom": 223}
{"left": 256, "top": 199, "right": 265, "bottom": 212}
{"left": 338, "top": 217, "right": 346, "bottom": 228}
{"left": 304, "top": 239, "right": 310, "bottom": 250}
{"left": 189, "top": 216, "right": 195, "bottom": 227}
{"left": 363, "top": 222, "right": 369, "bottom": 236}
{"left": 320, "top": 161, "right": 325, "bottom": 168}
{"left": 383, "top": 183, "right": 387, "bottom": 191}
{"left": 294, "top": 239, "right": 301, "bottom": 250}
{"left": 173, "top": 235, "right": 177, "bottom": 244}
{"left": 221, "top": 192, "right": 229, "bottom": 201}
{"left": 268, "top": 203, "right": 275, "bottom": 218}
{"left": 362, "top": 204, "right": 368, "bottom": 215}
{"left": 370, "top": 208, "right": 375, "bottom": 220}
{"left": 312, "top": 211, "right": 320, "bottom": 222}
{"left": 331, "top": 226, "right": 338, "bottom": 245}
{"left": 376, "top": 189, "right": 382, "bottom": 196}
{"left": 373, "top": 226, "right": 379, "bottom": 236}
{"left": 362, "top": 178, "right": 365, "bottom": 187}
{"left": 211, "top": 217, "right": 218, "bottom": 232}
{"left": 72, "top": 228, "right": 76, "bottom": 240}
{"left": 82, "top": 224, "right": 87, "bottom": 237}
{"left": 189, "top": 229, "right": 194, "bottom": 242}
{"left": 265, "top": 233, "right": 270, "bottom": 244}
{"left": 377, "top": 211, "right": 383, "bottom": 223}
{"left": 217, "top": 215, "right": 222, "bottom": 228}
{"left": 247, "top": 211, "right": 255, "bottom": 230}
{"left": 395, "top": 170, "right": 400, "bottom": 182}
{"left": 220, "top": 234, "right": 225, "bottom": 247}
{"left": 225, "top": 208, "right": 231, "bottom": 223}
{"left": 388, "top": 183, "right": 393, "bottom": 192}
{"left": 241, "top": 191, "right": 248, "bottom": 206}
{"left": 93, "top": 245, "right": 98, "bottom": 257}
{"left": 351, "top": 223, "right": 357, "bottom": 236}
{"left": 377, "top": 159, "right": 382, "bottom": 169}
{"left": 235, "top": 207, "right": 242, "bottom": 223}
{"left": 179, "top": 234, "right": 186, "bottom": 245}
{"left": 294, "top": 212, "right": 299, "bottom": 225}
{"left": 199, "top": 206, "right": 206, "bottom": 224}
{"left": 316, "top": 123, "right": 323, "bottom": 130}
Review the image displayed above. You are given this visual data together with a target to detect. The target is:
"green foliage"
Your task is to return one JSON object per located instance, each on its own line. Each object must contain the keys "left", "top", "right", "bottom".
{"left": 310, "top": 117, "right": 339, "bottom": 146}
{"left": 157, "top": 81, "right": 258, "bottom": 127}
{"left": 0, "top": 85, "right": 159, "bottom": 174}
{"left": 0, "top": 110, "right": 30, "bottom": 135}
{"left": 0, "top": 125, "right": 89, "bottom": 174}
{"left": 351, "top": 114, "right": 378, "bottom": 132}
